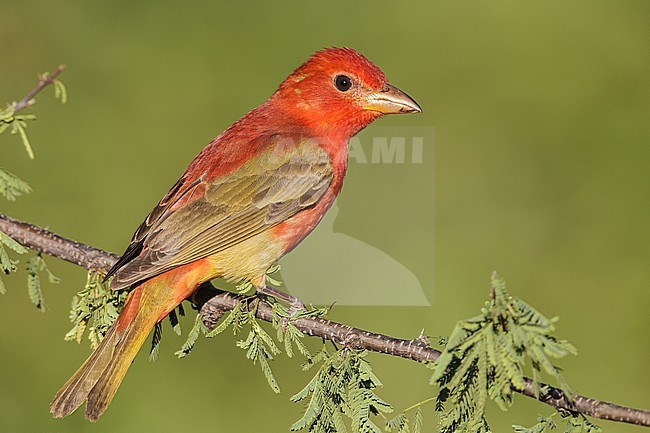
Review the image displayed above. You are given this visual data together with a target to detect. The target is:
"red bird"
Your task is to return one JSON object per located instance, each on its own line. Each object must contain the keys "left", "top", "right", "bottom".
{"left": 50, "top": 47, "right": 421, "bottom": 421}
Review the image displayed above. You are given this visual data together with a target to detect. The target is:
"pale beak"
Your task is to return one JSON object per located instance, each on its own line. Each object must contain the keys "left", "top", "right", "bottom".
{"left": 363, "top": 83, "right": 422, "bottom": 114}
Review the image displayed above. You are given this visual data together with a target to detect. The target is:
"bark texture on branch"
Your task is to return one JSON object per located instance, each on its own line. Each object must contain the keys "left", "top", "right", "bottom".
{"left": 1, "top": 212, "right": 648, "bottom": 427}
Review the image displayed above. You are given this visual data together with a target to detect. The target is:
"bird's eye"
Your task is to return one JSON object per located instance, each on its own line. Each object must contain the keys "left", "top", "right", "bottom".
{"left": 334, "top": 75, "right": 352, "bottom": 92}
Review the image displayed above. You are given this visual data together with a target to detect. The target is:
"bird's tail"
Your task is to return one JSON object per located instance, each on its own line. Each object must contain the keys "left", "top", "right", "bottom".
{"left": 50, "top": 285, "right": 157, "bottom": 422}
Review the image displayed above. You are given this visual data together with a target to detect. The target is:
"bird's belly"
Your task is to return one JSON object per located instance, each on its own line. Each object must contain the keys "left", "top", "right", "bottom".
{"left": 206, "top": 230, "right": 285, "bottom": 283}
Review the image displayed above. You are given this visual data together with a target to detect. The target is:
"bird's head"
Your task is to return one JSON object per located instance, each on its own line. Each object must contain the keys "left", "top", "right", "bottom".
{"left": 274, "top": 47, "right": 421, "bottom": 139}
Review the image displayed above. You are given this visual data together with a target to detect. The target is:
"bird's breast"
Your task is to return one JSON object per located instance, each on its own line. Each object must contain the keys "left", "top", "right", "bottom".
{"left": 271, "top": 179, "right": 342, "bottom": 256}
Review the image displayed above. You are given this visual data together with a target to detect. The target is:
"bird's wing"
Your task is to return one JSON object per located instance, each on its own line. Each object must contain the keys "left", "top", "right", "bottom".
{"left": 106, "top": 135, "right": 332, "bottom": 290}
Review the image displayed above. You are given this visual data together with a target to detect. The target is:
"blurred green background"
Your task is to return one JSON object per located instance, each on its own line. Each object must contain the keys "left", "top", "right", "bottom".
{"left": 1, "top": 1, "right": 648, "bottom": 432}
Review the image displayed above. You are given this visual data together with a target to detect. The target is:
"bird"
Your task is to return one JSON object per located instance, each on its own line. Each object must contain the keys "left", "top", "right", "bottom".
{"left": 50, "top": 47, "right": 421, "bottom": 422}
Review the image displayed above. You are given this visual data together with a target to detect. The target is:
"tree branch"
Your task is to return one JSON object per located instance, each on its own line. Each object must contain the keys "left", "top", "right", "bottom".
{"left": 0, "top": 212, "right": 648, "bottom": 427}
{"left": 12, "top": 65, "right": 66, "bottom": 113}
{"left": 0, "top": 213, "right": 117, "bottom": 271}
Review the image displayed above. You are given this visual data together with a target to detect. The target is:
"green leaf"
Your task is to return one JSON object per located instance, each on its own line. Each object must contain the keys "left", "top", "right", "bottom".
{"left": 291, "top": 348, "right": 392, "bottom": 433}
{"left": 176, "top": 313, "right": 208, "bottom": 358}
{"left": 263, "top": 263, "right": 283, "bottom": 287}
{"left": 385, "top": 413, "right": 409, "bottom": 433}
{"left": 0, "top": 104, "right": 15, "bottom": 121}
{"left": 205, "top": 300, "right": 246, "bottom": 337}
{"left": 412, "top": 407, "right": 423, "bottom": 433}
{"left": 11, "top": 119, "right": 34, "bottom": 159}
{"left": 236, "top": 315, "right": 281, "bottom": 393}
{"left": 0, "top": 169, "right": 32, "bottom": 201}
{"left": 25, "top": 254, "right": 57, "bottom": 311}
{"left": 235, "top": 280, "right": 253, "bottom": 294}
{"left": 513, "top": 412, "right": 601, "bottom": 433}
{"left": 560, "top": 412, "right": 601, "bottom": 433}
{"left": 66, "top": 271, "right": 129, "bottom": 348}
{"left": 432, "top": 273, "right": 577, "bottom": 433}
{"left": 271, "top": 301, "right": 328, "bottom": 363}
{"left": 0, "top": 230, "right": 29, "bottom": 257}
{"left": 1, "top": 239, "right": 23, "bottom": 297}
{"left": 513, "top": 415, "right": 557, "bottom": 433}
{"left": 283, "top": 322, "right": 312, "bottom": 360}
{"left": 53, "top": 79, "right": 68, "bottom": 104}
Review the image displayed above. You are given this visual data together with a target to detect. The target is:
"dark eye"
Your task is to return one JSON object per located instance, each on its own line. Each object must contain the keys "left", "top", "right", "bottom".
{"left": 334, "top": 75, "right": 352, "bottom": 92}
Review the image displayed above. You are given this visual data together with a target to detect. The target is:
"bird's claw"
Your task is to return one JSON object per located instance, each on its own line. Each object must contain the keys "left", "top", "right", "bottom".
{"left": 281, "top": 299, "right": 307, "bottom": 332}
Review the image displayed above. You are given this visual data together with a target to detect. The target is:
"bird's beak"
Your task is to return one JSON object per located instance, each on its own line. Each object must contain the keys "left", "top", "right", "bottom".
{"left": 363, "top": 83, "right": 422, "bottom": 114}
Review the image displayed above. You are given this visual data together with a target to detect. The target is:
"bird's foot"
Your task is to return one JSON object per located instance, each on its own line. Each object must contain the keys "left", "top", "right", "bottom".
{"left": 256, "top": 285, "right": 307, "bottom": 331}
{"left": 278, "top": 299, "right": 308, "bottom": 332}
{"left": 256, "top": 285, "right": 306, "bottom": 311}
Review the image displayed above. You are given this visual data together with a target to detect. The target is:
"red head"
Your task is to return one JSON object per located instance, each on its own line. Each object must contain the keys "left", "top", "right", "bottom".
{"left": 273, "top": 47, "right": 421, "bottom": 140}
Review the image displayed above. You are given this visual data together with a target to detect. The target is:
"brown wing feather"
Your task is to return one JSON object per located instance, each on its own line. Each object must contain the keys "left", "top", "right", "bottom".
{"left": 108, "top": 137, "right": 332, "bottom": 290}
{"left": 104, "top": 177, "right": 203, "bottom": 281}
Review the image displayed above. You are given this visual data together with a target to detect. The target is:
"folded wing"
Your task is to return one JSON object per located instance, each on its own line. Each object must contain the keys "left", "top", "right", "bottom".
{"left": 106, "top": 136, "right": 332, "bottom": 290}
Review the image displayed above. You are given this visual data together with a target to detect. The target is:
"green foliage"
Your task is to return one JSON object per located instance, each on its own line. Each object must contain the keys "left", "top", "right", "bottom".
{"left": 0, "top": 68, "right": 66, "bottom": 304}
{"left": 188, "top": 292, "right": 393, "bottom": 432}
{"left": 0, "top": 169, "right": 32, "bottom": 201}
{"left": 431, "top": 273, "right": 577, "bottom": 433}
{"left": 175, "top": 313, "right": 210, "bottom": 358}
{"left": 235, "top": 262, "right": 283, "bottom": 294}
{"left": 237, "top": 315, "right": 282, "bottom": 392}
{"left": 385, "top": 407, "right": 425, "bottom": 433}
{"left": 180, "top": 276, "right": 592, "bottom": 433}
{"left": 0, "top": 231, "right": 29, "bottom": 294}
{"left": 265, "top": 263, "right": 283, "bottom": 286}
{"left": 0, "top": 72, "right": 66, "bottom": 160}
{"left": 561, "top": 414, "right": 601, "bottom": 433}
{"left": 173, "top": 266, "right": 325, "bottom": 389}
{"left": 513, "top": 416, "right": 557, "bottom": 433}
{"left": 65, "top": 271, "right": 128, "bottom": 348}
{"left": 205, "top": 299, "right": 282, "bottom": 392}
{"left": 290, "top": 347, "right": 392, "bottom": 433}
{"left": 25, "top": 253, "right": 59, "bottom": 311}
{"left": 513, "top": 412, "right": 601, "bottom": 433}
{"left": 271, "top": 301, "right": 328, "bottom": 360}
{"left": 385, "top": 400, "right": 429, "bottom": 433}
{"left": 0, "top": 69, "right": 67, "bottom": 197}
{"left": 385, "top": 413, "right": 409, "bottom": 433}
{"left": 278, "top": 319, "right": 311, "bottom": 359}
{"left": 206, "top": 297, "right": 249, "bottom": 336}
{"left": 51, "top": 75, "right": 68, "bottom": 104}
{"left": 412, "top": 407, "right": 423, "bottom": 433}
{"left": 0, "top": 104, "right": 37, "bottom": 159}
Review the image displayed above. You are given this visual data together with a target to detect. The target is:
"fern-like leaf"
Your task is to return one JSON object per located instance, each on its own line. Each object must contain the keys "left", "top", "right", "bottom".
{"left": 176, "top": 313, "right": 208, "bottom": 358}
{"left": 0, "top": 169, "right": 32, "bottom": 201}
{"left": 66, "top": 271, "right": 128, "bottom": 348}
{"left": 291, "top": 348, "right": 392, "bottom": 433}
{"left": 432, "top": 273, "right": 577, "bottom": 433}
{"left": 25, "top": 254, "right": 59, "bottom": 311}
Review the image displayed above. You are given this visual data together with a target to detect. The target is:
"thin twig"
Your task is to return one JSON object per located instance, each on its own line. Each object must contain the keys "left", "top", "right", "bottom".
{"left": 0, "top": 212, "right": 648, "bottom": 427}
{"left": 12, "top": 65, "right": 66, "bottom": 113}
